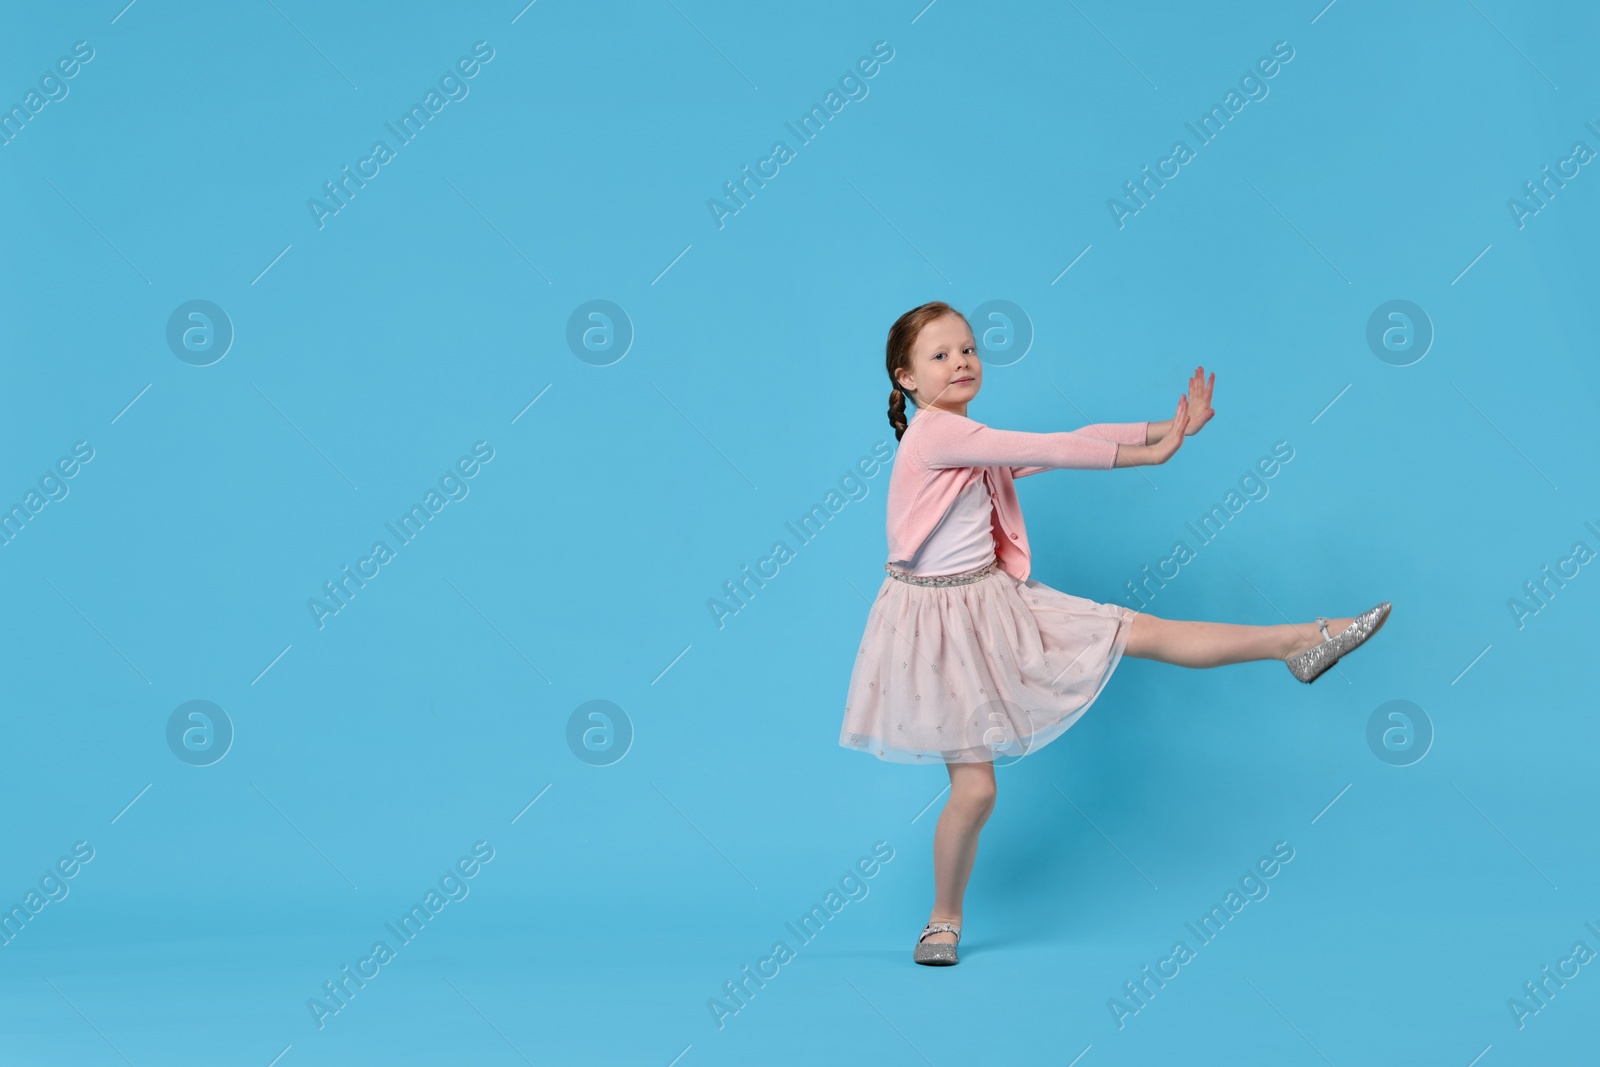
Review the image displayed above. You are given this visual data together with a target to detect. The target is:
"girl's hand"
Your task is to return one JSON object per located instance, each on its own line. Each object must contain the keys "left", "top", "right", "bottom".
{"left": 1150, "top": 395, "right": 1189, "bottom": 464}
{"left": 1183, "top": 366, "right": 1216, "bottom": 436}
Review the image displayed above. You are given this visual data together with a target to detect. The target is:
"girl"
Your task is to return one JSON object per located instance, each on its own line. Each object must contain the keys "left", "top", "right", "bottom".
{"left": 838, "top": 301, "right": 1390, "bottom": 966}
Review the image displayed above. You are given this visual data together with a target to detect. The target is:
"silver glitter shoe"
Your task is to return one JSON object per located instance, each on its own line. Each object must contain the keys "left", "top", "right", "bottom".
{"left": 1284, "top": 601, "right": 1391, "bottom": 683}
{"left": 913, "top": 921, "right": 961, "bottom": 966}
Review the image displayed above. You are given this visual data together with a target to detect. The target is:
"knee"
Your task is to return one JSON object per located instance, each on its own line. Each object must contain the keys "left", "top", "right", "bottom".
{"left": 952, "top": 778, "right": 997, "bottom": 816}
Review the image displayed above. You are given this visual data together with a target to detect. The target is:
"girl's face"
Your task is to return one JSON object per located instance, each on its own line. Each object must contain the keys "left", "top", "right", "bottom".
{"left": 896, "top": 314, "right": 981, "bottom": 414}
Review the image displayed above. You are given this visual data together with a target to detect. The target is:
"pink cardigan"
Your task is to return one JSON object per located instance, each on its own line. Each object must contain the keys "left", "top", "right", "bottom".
{"left": 885, "top": 406, "right": 1149, "bottom": 582}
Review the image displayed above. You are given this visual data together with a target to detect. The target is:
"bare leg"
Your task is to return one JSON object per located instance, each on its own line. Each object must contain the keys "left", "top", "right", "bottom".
{"left": 923, "top": 760, "right": 996, "bottom": 945}
{"left": 1124, "top": 612, "right": 1355, "bottom": 668}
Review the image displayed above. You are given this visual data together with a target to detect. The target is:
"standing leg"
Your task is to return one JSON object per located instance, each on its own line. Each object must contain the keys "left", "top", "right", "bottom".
{"left": 1124, "top": 612, "right": 1356, "bottom": 668}
{"left": 923, "top": 760, "right": 997, "bottom": 945}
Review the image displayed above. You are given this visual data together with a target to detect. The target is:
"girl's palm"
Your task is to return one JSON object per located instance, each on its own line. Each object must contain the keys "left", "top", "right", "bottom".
{"left": 1184, "top": 366, "right": 1216, "bottom": 435}
{"left": 1153, "top": 396, "right": 1189, "bottom": 463}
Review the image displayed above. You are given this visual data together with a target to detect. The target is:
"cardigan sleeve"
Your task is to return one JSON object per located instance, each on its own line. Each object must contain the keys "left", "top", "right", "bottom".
{"left": 913, "top": 413, "right": 1133, "bottom": 472}
{"left": 1011, "top": 421, "right": 1149, "bottom": 479}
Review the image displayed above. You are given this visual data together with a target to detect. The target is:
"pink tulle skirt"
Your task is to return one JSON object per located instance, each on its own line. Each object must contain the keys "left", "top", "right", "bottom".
{"left": 839, "top": 558, "right": 1137, "bottom": 765}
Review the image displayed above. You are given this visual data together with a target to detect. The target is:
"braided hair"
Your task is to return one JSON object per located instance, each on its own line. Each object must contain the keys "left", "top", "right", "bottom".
{"left": 886, "top": 300, "right": 966, "bottom": 441}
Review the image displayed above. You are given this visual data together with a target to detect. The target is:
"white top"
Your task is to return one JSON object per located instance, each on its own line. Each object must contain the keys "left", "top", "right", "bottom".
{"left": 896, "top": 469, "right": 999, "bottom": 576}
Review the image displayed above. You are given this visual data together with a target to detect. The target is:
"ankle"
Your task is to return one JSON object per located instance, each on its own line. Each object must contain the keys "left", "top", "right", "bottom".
{"left": 1283, "top": 617, "right": 1354, "bottom": 659}
{"left": 1278, "top": 623, "right": 1308, "bottom": 660}
{"left": 921, "top": 913, "right": 962, "bottom": 944}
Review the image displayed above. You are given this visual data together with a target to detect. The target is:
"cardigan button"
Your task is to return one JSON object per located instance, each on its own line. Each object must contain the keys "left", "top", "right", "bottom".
{"left": 1009, "top": 533, "right": 1018, "bottom": 540}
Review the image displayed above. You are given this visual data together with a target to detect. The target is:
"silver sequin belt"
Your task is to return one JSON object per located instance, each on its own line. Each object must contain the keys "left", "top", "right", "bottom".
{"left": 884, "top": 556, "right": 1002, "bottom": 587}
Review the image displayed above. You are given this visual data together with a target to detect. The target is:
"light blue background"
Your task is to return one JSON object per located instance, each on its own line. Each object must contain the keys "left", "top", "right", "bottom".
{"left": 3, "top": 0, "right": 1598, "bottom": 1063}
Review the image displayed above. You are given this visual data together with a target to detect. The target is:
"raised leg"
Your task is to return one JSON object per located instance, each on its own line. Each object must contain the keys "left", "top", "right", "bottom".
{"left": 923, "top": 760, "right": 996, "bottom": 945}
{"left": 1124, "top": 612, "right": 1354, "bottom": 669}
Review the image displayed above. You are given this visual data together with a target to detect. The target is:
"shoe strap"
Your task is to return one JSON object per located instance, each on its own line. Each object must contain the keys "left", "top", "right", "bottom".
{"left": 1315, "top": 617, "right": 1331, "bottom": 641}
{"left": 919, "top": 922, "right": 960, "bottom": 942}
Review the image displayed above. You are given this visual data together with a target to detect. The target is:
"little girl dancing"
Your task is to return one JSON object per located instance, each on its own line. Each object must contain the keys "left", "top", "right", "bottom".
{"left": 838, "top": 301, "right": 1389, "bottom": 966}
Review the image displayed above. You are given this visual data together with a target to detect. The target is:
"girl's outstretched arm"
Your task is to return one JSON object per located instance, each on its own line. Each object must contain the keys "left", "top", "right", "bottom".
{"left": 1113, "top": 395, "right": 1191, "bottom": 467}
{"left": 917, "top": 412, "right": 1130, "bottom": 472}
{"left": 1012, "top": 419, "right": 1148, "bottom": 479}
